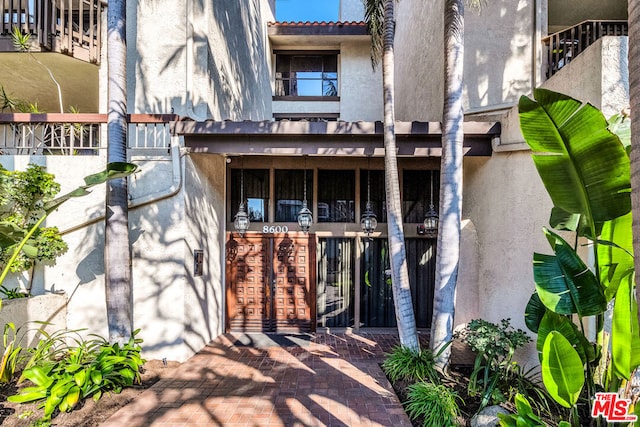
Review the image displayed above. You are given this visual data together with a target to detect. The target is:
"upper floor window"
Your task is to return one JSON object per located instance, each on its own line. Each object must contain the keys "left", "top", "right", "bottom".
{"left": 275, "top": 53, "right": 338, "bottom": 98}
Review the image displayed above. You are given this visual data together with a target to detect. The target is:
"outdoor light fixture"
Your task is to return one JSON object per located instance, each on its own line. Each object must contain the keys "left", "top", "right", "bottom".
{"left": 423, "top": 169, "right": 439, "bottom": 237}
{"left": 297, "top": 157, "right": 313, "bottom": 233}
{"left": 234, "top": 160, "right": 250, "bottom": 236}
{"left": 360, "top": 163, "right": 377, "bottom": 236}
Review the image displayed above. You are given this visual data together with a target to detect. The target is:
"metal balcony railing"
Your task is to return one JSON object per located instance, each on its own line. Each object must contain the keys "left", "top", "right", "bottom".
{"left": 0, "top": 0, "right": 103, "bottom": 63}
{"left": 0, "top": 113, "right": 179, "bottom": 155}
{"left": 543, "top": 20, "right": 628, "bottom": 78}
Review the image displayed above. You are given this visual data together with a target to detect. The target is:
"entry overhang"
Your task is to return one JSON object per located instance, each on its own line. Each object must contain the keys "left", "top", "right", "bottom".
{"left": 172, "top": 120, "right": 500, "bottom": 157}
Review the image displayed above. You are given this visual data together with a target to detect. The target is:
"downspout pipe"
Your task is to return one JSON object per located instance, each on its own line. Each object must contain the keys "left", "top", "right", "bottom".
{"left": 59, "top": 137, "right": 184, "bottom": 236}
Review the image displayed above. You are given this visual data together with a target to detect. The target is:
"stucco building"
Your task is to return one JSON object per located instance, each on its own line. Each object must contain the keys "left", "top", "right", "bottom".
{"left": 0, "top": 0, "right": 629, "bottom": 363}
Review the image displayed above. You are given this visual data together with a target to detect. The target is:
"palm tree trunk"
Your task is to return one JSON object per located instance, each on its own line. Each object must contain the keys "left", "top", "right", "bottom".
{"left": 382, "top": 0, "right": 419, "bottom": 352}
{"left": 105, "top": 0, "right": 133, "bottom": 344}
{"left": 431, "top": 0, "right": 464, "bottom": 367}
{"left": 629, "top": 0, "right": 640, "bottom": 325}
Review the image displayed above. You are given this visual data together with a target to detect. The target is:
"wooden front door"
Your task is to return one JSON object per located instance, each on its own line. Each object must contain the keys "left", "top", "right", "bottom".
{"left": 225, "top": 233, "right": 316, "bottom": 333}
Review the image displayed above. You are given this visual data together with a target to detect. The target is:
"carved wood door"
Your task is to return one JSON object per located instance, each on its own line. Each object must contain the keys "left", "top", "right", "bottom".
{"left": 225, "top": 233, "right": 315, "bottom": 333}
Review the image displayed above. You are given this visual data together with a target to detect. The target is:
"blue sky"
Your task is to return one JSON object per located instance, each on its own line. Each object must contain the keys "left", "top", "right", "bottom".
{"left": 275, "top": 0, "right": 340, "bottom": 22}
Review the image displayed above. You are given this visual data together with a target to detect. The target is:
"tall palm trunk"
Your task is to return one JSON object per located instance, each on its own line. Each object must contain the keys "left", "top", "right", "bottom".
{"left": 105, "top": 0, "right": 133, "bottom": 344}
{"left": 431, "top": 0, "right": 464, "bottom": 367}
{"left": 381, "top": 0, "right": 419, "bottom": 352}
{"left": 629, "top": 0, "right": 640, "bottom": 324}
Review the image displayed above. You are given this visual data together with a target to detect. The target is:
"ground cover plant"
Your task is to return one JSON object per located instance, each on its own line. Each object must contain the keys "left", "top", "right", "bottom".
{"left": 7, "top": 329, "right": 145, "bottom": 423}
{"left": 383, "top": 320, "right": 560, "bottom": 426}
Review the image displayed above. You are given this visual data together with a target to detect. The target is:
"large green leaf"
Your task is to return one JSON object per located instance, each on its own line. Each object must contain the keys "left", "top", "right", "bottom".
{"left": 598, "top": 212, "right": 634, "bottom": 300}
{"left": 0, "top": 222, "right": 25, "bottom": 248}
{"left": 608, "top": 112, "right": 631, "bottom": 154}
{"left": 537, "top": 311, "right": 594, "bottom": 365}
{"left": 519, "top": 89, "right": 631, "bottom": 234}
{"left": 611, "top": 273, "right": 640, "bottom": 379}
{"left": 541, "top": 331, "right": 585, "bottom": 408}
{"left": 533, "top": 228, "right": 606, "bottom": 316}
{"left": 524, "top": 292, "right": 546, "bottom": 333}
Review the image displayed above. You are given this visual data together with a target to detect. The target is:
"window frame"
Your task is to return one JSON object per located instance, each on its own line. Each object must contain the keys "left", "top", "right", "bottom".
{"left": 273, "top": 50, "right": 340, "bottom": 100}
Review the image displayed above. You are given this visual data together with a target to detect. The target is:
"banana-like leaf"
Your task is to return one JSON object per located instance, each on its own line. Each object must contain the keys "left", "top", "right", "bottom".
{"left": 43, "top": 162, "right": 137, "bottom": 213}
{"left": 541, "top": 331, "right": 585, "bottom": 408}
{"left": 598, "top": 212, "right": 634, "bottom": 300}
{"left": 549, "top": 207, "right": 581, "bottom": 232}
{"left": 537, "top": 311, "right": 594, "bottom": 365}
{"left": 519, "top": 89, "right": 631, "bottom": 234}
{"left": 534, "top": 228, "right": 606, "bottom": 316}
{"left": 611, "top": 273, "right": 640, "bottom": 379}
{"left": 524, "top": 292, "right": 546, "bottom": 333}
{"left": 0, "top": 222, "right": 25, "bottom": 248}
{"left": 608, "top": 112, "right": 631, "bottom": 153}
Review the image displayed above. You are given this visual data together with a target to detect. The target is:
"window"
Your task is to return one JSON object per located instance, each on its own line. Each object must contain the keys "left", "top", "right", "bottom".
{"left": 359, "top": 169, "right": 386, "bottom": 223}
{"left": 317, "top": 170, "right": 355, "bottom": 222}
{"left": 275, "top": 53, "right": 338, "bottom": 97}
{"left": 231, "top": 169, "right": 269, "bottom": 222}
{"left": 402, "top": 170, "right": 439, "bottom": 223}
{"left": 275, "top": 169, "right": 313, "bottom": 222}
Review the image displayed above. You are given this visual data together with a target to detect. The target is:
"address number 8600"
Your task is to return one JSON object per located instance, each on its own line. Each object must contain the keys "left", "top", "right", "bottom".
{"left": 262, "top": 225, "right": 289, "bottom": 233}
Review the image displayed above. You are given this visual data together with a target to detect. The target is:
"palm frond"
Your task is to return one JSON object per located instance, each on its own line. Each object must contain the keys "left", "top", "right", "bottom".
{"left": 362, "top": 0, "right": 385, "bottom": 68}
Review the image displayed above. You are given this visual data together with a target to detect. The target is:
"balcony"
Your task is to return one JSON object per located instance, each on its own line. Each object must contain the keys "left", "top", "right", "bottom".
{"left": 543, "top": 20, "right": 627, "bottom": 78}
{"left": 0, "top": 0, "right": 103, "bottom": 64}
{"left": 0, "top": 113, "right": 177, "bottom": 155}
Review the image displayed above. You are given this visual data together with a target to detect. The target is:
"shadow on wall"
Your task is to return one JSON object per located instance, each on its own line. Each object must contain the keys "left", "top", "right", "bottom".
{"left": 464, "top": 0, "right": 531, "bottom": 109}
{"left": 183, "top": 154, "right": 225, "bottom": 354}
{"left": 129, "top": 0, "right": 272, "bottom": 120}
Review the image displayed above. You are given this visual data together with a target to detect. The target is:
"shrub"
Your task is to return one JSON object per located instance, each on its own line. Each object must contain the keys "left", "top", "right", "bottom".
{"left": 405, "top": 381, "right": 462, "bottom": 426}
{"left": 382, "top": 345, "right": 440, "bottom": 383}
{"left": 454, "top": 318, "right": 531, "bottom": 410}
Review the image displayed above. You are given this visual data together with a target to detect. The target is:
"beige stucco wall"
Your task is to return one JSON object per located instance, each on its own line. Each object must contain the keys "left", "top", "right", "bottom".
{"left": 183, "top": 154, "right": 227, "bottom": 355}
{"left": 395, "top": 0, "right": 540, "bottom": 121}
{"left": 339, "top": 41, "right": 383, "bottom": 121}
{"left": 0, "top": 295, "right": 68, "bottom": 352}
{"left": 122, "top": 0, "right": 273, "bottom": 120}
{"left": 464, "top": 152, "right": 553, "bottom": 367}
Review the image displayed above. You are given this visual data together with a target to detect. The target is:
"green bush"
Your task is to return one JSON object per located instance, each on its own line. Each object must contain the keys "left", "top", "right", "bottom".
{"left": 9, "top": 329, "right": 145, "bottom": 421}
{"left": 454, "top": 318, "right": 531, "bottom": 410}
{"left": 405, "top": 381, "right": 462, "bottom": 426}
{"left": 382, "top": 345, "right": 440, "bottom": 383}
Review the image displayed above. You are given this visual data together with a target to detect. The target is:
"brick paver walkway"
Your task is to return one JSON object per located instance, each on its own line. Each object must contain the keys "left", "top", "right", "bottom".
{"left": 101, "top": 332, "right": 415, "bottom": 427}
